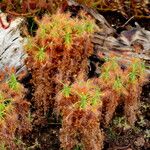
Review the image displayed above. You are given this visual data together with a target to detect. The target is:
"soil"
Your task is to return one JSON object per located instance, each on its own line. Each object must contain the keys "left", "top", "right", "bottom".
{"left": 22, "top": 10, "right": 150, "bottom": 150}
{"left": 99, "top": 11, "right": 150, "bottom": 31}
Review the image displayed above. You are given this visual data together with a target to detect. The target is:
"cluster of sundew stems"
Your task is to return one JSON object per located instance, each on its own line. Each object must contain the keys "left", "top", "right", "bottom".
{"left": 22, "top": 10, "right": 148, "bottom": 149}
{"left": 100, "top": 57, "right": 146, "bottom": 89}
{"left": 0, "top": 71, "right": 31, "bottom": 148}
{"left": 0, "top": 73, "right": 20, "bottom": 121}
{"left": 60, "top": 57, "right": 147, "bottom": 125}
{"left": 102, "top": 57, "right": 146, "bottom": 125}
{"left": 61, "top": 80, "right": 102, "bottom": 109}
{"left": 25, "top": 12, "right": 95, "bottom": 62}
{"left": 24, "top": 12, "right": 96, "bottom": 129}
{"left": 58, "top": 79, "right": 103, "bottom": 150}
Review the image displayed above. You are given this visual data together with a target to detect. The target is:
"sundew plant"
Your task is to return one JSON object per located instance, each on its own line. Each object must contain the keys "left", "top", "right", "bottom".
{"left": 24, "top": 11, "right": 95, "bottom": 126}
{"left": 57, "top": 79, "right": 104, "bottom": 150}
{"left": 0, "top": 72, "right": 31, "bottom": 149}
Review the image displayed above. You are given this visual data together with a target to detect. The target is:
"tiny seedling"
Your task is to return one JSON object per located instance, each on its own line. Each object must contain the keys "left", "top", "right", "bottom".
{"left": 8, "top": 73, "right": 20, "bottom": 91}
{"left": 39, "top": 25, "right": 47, "bottom": 39}
{"left": 137, "top": 116, "right": 146, "bottom": 127}
{"left": 144, "top": 129, "right": 150, "bottom": 139}
{"left": 85, "top": 21, "right": 94, "bottom": 33}
{"left": 74, "top": 24, "right": 85, "bottom": 35}
{"left": 64, "top": 32, "right": 72, "bottom": 46}
{"left": 113, "top": 116, "right": 130, "bottom": 130}
{"left": 80, "top": 94, "right": 88, "bottom": 109}
{"left": 36, "top": 47, "right": 46, "bottom": 61}
{"left": 91, "top": 88, "right": 101, "bottom": 106}
{"left": 35, "top": 45, "right": 47, "bottom": 61}
{"left": 128, "top": 71, "right": 137, "bottom": 83}
{"left": 128, "top": 59, "right": 146, "bottom": 83}
{"left": 100, "top": 57, "right": 119, "bottom": 81}
{"left": 62, "top": 84, "right": 71, "bottom": 98}
{"left": 100, "top": 67, "right": 110, "bottom": 81}
{"left": 113, "top": 76, "right": 123, "bottom": 92}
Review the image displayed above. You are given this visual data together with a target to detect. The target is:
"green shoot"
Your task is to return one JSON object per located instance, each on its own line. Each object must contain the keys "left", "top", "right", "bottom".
{"left": 104, "top": 57, "right": 118, "bottom": 70}
{"left": 35, "top": 45, "right": 47, "bottom": 61}
{"left": 0, "top": 142, "right": 6, "bottom": 150}
{"left": 64, "top": 32, "right": 72, "bottom": 46}
{"left": 62, "top": 84, "right": 71, "bottom": 98}
{"left": 0, "top": 99, "right": 12, "bottom": 120}
{"left": 104, "top": 57, "right": 109, "bottom": 62}
{"left": 100, "top": 67, "right": 110, "bottom": 80}
{"left": 138, "top": 61, "right": 146, "bottom": 77}
{"left": 29, "top": 20, "right": 35, "bottom": 36}
{"left": 113, "top": 76, "right": 123, "bottom": 91}
{"left": 39, "top": 25, "right": 47, "bottom": 39}
{"left": 8, "top": 73, "right": 20, "bottom": 91}
{"left": 144, "top": 129, "right": 150, "bottom": 139}
{"left": 91, "top": 88, "right": 101, "bottom": 106}
{"left": 80, "top": 94, "right": 88, "bottom": 109}
{"left": 113, "top": 116, "right": 130, "bottom": 130}
{"left": 137, "top": 116, "right": 146, "bottom": 127}
{"left": 74, "top": 24, "right": 85, "bottom": 35}
{"left": 111, "top": 58, "right": 118, "bottom": 70}
{"left": 36, "top": 47, "right": 46, "bottom": 61}
{"left": 128, "top": 71, "right": 137, "bottom": 83}
{"left": 0, "top": 103, "right": 6, "bottom": 119}
{"left": 128, "top": 59, "right": 146, "bottom": 83}
{"left": 85, "top": 22, "right": 94, "bottom": 33}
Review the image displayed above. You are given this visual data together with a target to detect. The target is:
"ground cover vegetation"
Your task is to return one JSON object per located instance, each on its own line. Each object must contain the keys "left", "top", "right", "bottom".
{"left": 0, "top": 69, "right": 31, "bottom": 149}
{"left": 0, "top": 0, "right": 67, "bottom": 16}
{"left": 0, "top": 0, "right": 149, "bottom": 149}
{"left": 76, "top": 0, "right": 150, "bottom": 18}
{"left": 22, "top": 12, "right": 149, "bottom": 148}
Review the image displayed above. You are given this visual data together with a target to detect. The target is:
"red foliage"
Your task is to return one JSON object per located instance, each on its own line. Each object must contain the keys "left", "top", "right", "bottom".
{"left": 25, "top": 12, "right": 94, "bottom": 125}
{"left": 0, "top": 71, "right": 31, "bottom": 149}
{"left": 56, "top": 79, "right": 103, "bottom": 150}
{"left": 95, "top": 57, "right": 147, "bottom": 126}
{"left": 0, "top": 0, "right": 67, "bottom": 16}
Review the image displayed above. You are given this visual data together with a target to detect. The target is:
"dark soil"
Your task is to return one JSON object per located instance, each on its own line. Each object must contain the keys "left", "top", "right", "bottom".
{"left": 99, "top": 11, "right": 150, "bottom": 31}
{"left": 22, "top": 10, "right": 150, "bottom": 150}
